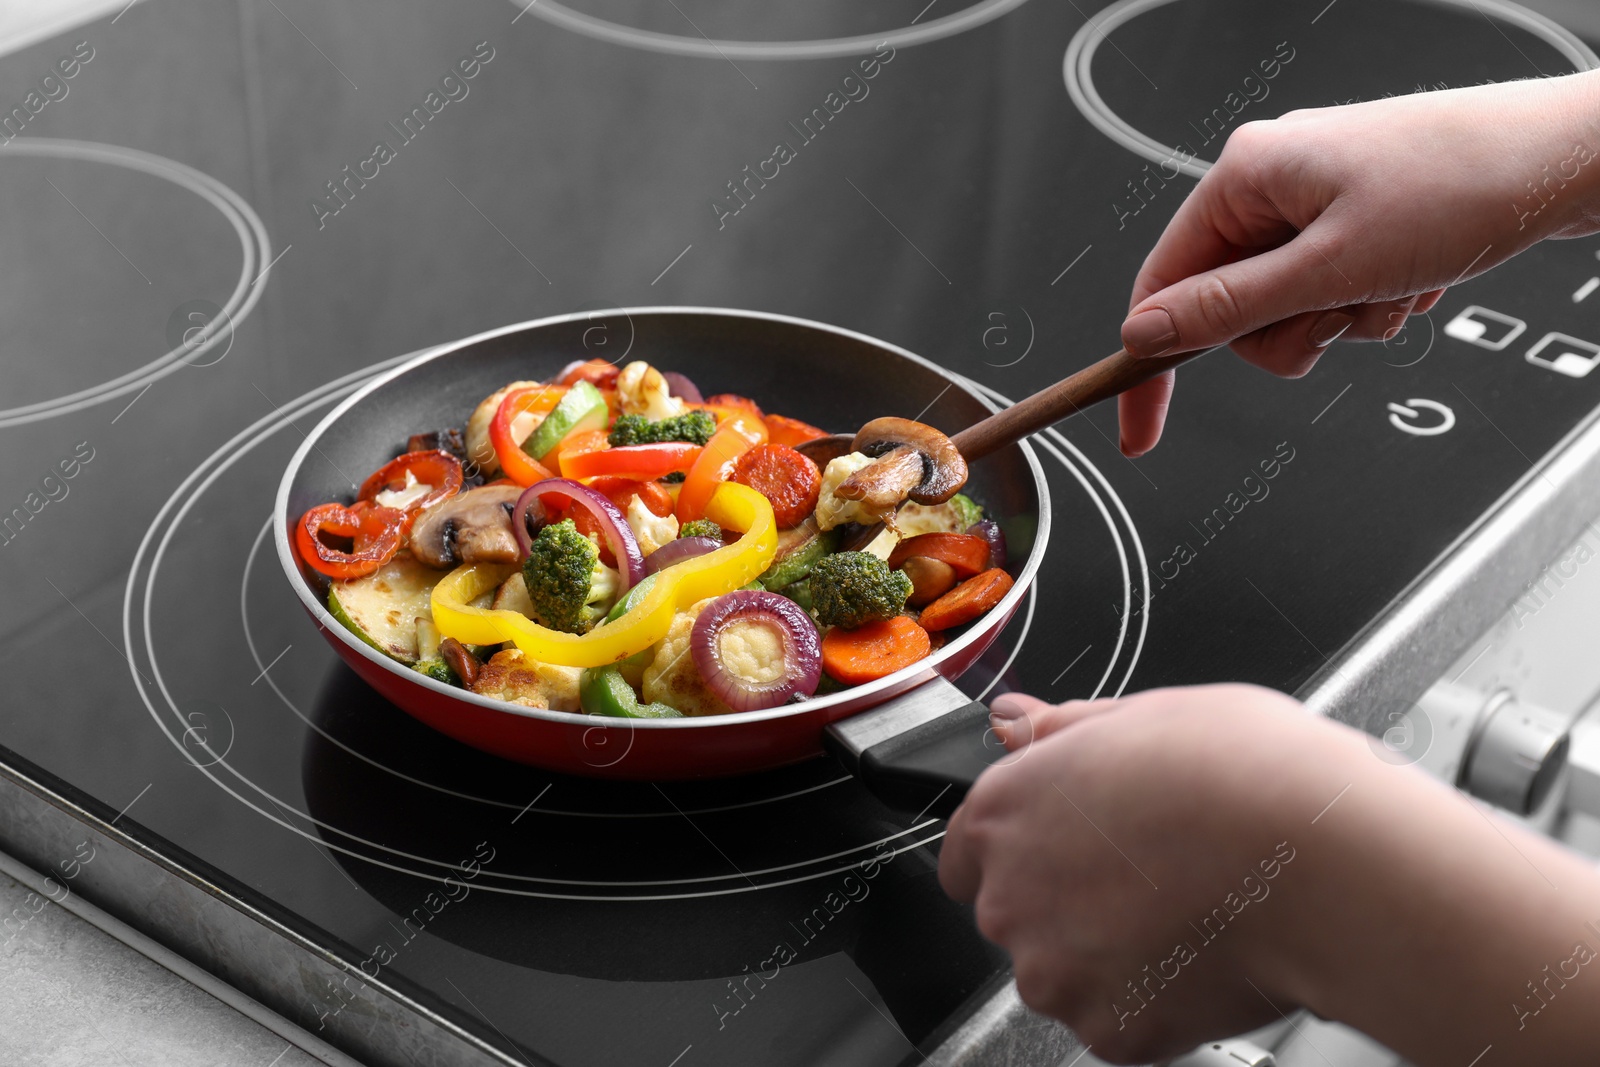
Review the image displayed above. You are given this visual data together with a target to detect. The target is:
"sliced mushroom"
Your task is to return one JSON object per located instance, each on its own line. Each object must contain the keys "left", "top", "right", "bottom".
{"left": 845, "top": 417, "right": 968, "bottom": 506}
{"left": 409, "top": 484, "right": 523, "bottom": 568}
{"left": 835, "top": 446, "right": 927, "bottom": 511}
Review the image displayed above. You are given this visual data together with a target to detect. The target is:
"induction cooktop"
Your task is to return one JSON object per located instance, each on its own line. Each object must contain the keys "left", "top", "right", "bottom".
{"left": 1, "top": 2, "right": 1598, "bottom": 1065}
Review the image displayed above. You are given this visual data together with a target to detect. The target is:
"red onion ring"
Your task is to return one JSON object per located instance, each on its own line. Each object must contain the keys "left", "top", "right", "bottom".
{"left": 642, "top": 536, "right": 722, "bottom": 576}
{"left": 662, "top": 371, "right": 704, "bottom": 404}
{"left": 690, "top": 590, "right": 821, "bottom": 712}
{"left": 513, "top": 478, "right": 645, "bottom": 591}
{"left": 968, "top": 518, "right": 1007, "bottom": 570}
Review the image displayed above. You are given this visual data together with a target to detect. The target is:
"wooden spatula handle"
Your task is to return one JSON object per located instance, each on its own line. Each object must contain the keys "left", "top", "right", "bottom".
{"left": 949, "top": 347, "right": 1198, "bottom": 462}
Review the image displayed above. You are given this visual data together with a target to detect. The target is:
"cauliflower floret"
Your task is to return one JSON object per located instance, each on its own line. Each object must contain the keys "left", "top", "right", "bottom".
{"left": 464, "top": 379, "right": 542, "bottom": 477}
{"left": 815, "top": 452, "right": 898, "bottom": 531}
{"left": 858, "top": 525, "right": 899, "bottom": 561}
{"left": 589, "top": 559, "right": 622, "bottom": 613}
{"left": 616, "top": 361, "right": 686, "bottom": 421}
{"left": 716, "top": 620, "right": 787, "bottom": 685}
{"left": 642, "top": 598, "right": 731, "bottom": 717}
{"left": 626, "top": 495, "right": 681, "bottom": 557}
{"left": 470, "top": 649, "right": 582, "bottom": 710}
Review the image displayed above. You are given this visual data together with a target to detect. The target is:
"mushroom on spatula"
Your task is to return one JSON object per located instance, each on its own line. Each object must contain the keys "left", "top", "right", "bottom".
{"left": 835, "top": 417, "right": 969, "bottom": 509}
{"left": 820, "top": 344, "right": 1202, "bottom": 517}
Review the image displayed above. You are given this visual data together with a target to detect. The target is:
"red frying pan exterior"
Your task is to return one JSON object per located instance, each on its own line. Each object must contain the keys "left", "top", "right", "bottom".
{"left": 313, "top": 597, "right": 1021, "bottom": 778}
{"left": 276, "top": 309, "right": 1050, "bottom": 781}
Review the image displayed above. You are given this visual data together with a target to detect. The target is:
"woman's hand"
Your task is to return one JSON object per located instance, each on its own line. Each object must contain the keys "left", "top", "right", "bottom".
{"left": 938, "top": 684, "right": 1354, "bottom": 1061}
{"left": 1118, "top": 70, "right": 1600, "bottom": 455}
{"left": 940, "top": 686, "right": 1600, "bottom": 1066}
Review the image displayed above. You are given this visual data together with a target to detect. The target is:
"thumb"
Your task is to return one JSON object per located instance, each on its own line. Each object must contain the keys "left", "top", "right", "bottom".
{"left": 988, "top": 692, "right": 1119, "bottom": 751}
{"left": 1121, "top": 228, "right": 1353, "bottom": 358}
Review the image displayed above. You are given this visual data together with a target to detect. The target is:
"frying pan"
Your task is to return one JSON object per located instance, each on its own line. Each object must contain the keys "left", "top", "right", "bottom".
{"left": 275, "top": 308, "right": 1050, "bottom": 816}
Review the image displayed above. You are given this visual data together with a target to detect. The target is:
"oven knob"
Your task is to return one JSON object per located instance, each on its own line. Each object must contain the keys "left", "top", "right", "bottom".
{"left": 1457, "top": 688, "right": 1570, "bottom": 816}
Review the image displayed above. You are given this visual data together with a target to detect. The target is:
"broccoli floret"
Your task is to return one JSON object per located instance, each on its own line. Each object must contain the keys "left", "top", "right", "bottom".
{"left": 608, "top": 410, "right": 716, "bottom": 447}
{"left": 521, "top": 519, "right": 616, "bottom": 634}
{"left": 678, "top": 518, "right": 723, "bottom": 540}
{"left": 413, "top": 659, "right": 460, "bottom": 686}
{"left": 809, "top": 551, "right": 912, "bottom": 629}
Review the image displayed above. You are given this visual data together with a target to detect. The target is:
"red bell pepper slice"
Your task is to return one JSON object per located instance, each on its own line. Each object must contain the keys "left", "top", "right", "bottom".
{"left": 357, "top": 450, "right": 463, "bottom": 517}
{"left": 296, "top": 501, "right": 405, "bottom": 579}
{"left": 561, "top": 441, "right": 702, "bottom": 482}
{"left": 557, "top": 358, "right": 621, "bottom": 390}
{"left": 490, "top": 385, "right": 563, "bottom": 486}
{"left": 675, "top": 413, "right": 765, "bottom": 523}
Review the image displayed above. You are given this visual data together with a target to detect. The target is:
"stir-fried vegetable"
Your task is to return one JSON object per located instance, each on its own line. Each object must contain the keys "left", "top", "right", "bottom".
{"left": 690, "top": 590, "right": 821, "bottom": 711}
{"left": 820, "top": 616, "right": 931, "bottom": 685}
{"left": 430, "top": 481, "right": 776, "bottom": 668}
{"left": 809, "top": 551, "right": 913, "bottom": 630}
{"left": 512, "top": 477, "right": 644, "bottom": 591}
{"left": 518, "top": 519, "right": 619, "bottom": 635}
{"left": 730, "top": 444, "right": 820, "bottom": 529}
{"left": 524, "top": 380, "right": 609, "bottom": 461}
{"left": 490, "top": 385, "right": 564, "bottom": 485}
{"left": 608, "top": 410, "right": 715, "bottom": 447}
{"left": 678, "top": 518, "right": 723, "bottom": 541}
{"left": 580, "top": 665, "right": 684, "bottom": 718}
{"left": 297, "top": 501, "right": 406, "bottom": 579}
{"left": 676, "top": 413, "right": 766, "bottom": 523}
{"left": 561, "top": 441, "right": 702, "bottom": 482}
{"left": 357, "top": 450, "right": 463, "bottom": 519}
{"left": 887, "top": 532, "right": 992, "bottom": 578}
{"left": 918, "top": 568, "right": 1014, "bottom": 632}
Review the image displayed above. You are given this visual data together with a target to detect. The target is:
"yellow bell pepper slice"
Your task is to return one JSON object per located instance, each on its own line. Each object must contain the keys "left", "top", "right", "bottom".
{"left": 430, "top": 481, "right": 777, "bottom": 668}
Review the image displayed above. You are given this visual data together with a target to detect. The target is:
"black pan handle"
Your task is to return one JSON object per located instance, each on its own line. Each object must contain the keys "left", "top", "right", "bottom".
{"left": 824, "top": 677, "right": 1009, "bottom": 819}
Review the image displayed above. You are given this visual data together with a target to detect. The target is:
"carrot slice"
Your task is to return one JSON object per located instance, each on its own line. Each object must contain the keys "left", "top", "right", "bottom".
{"left": 887, "top": 533, "right": 992, "bottom": 578}
{"left": 730, "top": 444, "right": 821, "bottom": 528}
{"left": 821, "top": 616, "right": 932, "bottom": 685}
{"left": 918, "top": 568, "right": 1014, "bottom": 632}
{"left": 763, "top": 414, "right": 829, "bottom": 448}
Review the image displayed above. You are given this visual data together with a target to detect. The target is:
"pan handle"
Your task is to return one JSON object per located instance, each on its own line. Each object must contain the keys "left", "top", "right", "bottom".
{"left": 823, "top": 676, "right": 1007, "bottom": 819}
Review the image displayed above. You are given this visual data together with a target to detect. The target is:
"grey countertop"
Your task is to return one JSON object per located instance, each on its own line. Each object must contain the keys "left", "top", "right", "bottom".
{"left": 0, "top": 866, "right": 323, "bottom": 1067}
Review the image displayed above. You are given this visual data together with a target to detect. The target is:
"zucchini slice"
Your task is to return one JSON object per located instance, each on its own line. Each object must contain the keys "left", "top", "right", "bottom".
{"left": 327, "top": 551, "right": 442, "bottom": 664}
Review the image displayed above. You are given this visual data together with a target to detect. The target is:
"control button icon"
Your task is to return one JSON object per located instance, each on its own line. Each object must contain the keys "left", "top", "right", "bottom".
{"left": 1525, "top": 332, "right": 1600, "bottom": 379}
{"left": 1443, "top": 306, "right": 1526, "bottom": 351}
{"left": 1388, "top": 399, "right": 1455, "bottom": 437}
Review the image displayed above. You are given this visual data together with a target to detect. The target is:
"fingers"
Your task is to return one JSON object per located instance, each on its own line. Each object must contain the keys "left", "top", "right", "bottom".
{"left": 1413, "top": 287, "right": 1447, "bottom": 314}
{"left": 1126, "top": 145, "right": 1299, "bottom": 312}
{"left": 1117, "top": 372, "right": 1175, "bottom": 457}
{"left": 938, "top": 801, "right": 981, "bottom": 902}
{"left": 988, "top": 692, "right": 1121, "bottom": 750}
{"left": 1122, "top": 225, "right": 1352, "bottom": 359}
{"left": 1347, "top": 295, "right": 1420, "bottom": 341}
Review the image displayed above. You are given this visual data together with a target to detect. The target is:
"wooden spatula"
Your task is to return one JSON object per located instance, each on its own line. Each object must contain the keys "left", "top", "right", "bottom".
{"left": 796, "top": 346, "right": 1198, "bottom": 523}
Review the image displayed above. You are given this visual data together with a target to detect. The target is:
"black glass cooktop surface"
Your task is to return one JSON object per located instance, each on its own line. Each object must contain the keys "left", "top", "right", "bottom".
{"left": 1, "top": 1, "right": 1598, "bottom": 1065}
